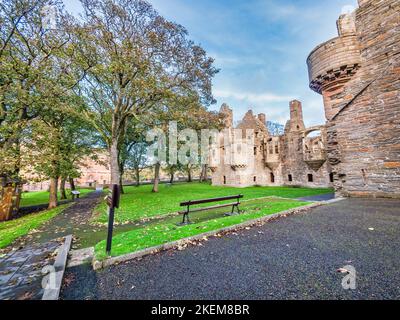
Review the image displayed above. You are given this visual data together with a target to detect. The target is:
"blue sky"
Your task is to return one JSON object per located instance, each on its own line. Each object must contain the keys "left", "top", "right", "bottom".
{"left": 63, "top": 0, "right": 358, "bottom": 127}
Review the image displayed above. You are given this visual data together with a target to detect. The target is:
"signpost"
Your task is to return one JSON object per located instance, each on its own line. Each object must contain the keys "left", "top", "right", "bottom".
{"left": 106, "top": 184, "right": 120, "bottom": 256}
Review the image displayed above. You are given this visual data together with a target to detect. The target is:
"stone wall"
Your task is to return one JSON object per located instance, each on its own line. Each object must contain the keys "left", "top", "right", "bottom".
{"left": 22, "top": 151, "right": 111, "bottom": 191}
{"left": 307, "top": 0, "right": 400, "bottom": 198}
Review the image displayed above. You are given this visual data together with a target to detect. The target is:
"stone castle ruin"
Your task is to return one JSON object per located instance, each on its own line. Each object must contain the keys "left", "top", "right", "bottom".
{"left": 211, "top": 0, "right": 399, "bottom": 198}
{"left": 210, "top": 101, "right": 332, "bottom": 188}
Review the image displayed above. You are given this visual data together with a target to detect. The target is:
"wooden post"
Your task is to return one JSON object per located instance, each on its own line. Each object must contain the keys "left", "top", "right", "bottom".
{"left": 0, "top": 178, "right": 22, "bottom": 222}
{"left": 106, "top": 184, "right": 120, "bottom": 256}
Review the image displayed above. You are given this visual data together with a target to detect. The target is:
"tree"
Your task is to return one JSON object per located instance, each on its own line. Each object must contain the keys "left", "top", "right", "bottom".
{"left": 27, "top": 102, "right": 97, "bottom": 208}
{"left": 128, "top": 142, "right": 149, "bottom": 186}
{"left": 0, "top": 0, "right": 93, "bottom": 210}
{"left": 0, "top": 0, "right": 71, "bottom": 180}
{"left": 117, "top": 120, "right": 149, "bottom": 192}
{"left": 69, "top": 0, "right": 218, "bottom": 189}
{"left": 147, "top": 95, "right": 223, "bottom": 191}
{"left": 190, "top": 107, "right": 224, "bottom": 183}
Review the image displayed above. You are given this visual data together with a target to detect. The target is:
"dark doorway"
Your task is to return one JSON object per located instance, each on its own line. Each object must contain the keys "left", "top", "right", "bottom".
{"left": 270, "top": 173, "right": 275, "bottom": 183}
{"left": 308, "top": 174, "right": 314, "bottom": 183}
{"left": 288, "top": 174, "right": 293, "bottom": 182}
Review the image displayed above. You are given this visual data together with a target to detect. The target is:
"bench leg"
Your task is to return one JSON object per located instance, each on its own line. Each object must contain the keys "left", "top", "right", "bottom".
{"left": 181, "top": 212, "right": 191, "bottom": 225}
{"left": 236, "top": 204, "right": 241, "bottom": 214}
{"left": 229, "top": 204, "right": 241, "bottom": 215}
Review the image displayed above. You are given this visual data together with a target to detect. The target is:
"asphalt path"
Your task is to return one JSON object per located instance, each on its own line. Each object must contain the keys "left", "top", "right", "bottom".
{"left": 61, "top": 198, "right": 400, "bottom": 300}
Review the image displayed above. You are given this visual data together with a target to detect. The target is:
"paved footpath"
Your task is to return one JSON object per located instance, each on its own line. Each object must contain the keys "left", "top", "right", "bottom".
{"left": 15, "top": 191, "right": 104, "bottom": 248}
{"left": 0, "top": 191, "right": 103, "bottom": 300}
{"left": 0, "top": 240, "right": 62, "bottom": 300}
{"left": 61, "top": 198, "right": 400, "bottom": 300}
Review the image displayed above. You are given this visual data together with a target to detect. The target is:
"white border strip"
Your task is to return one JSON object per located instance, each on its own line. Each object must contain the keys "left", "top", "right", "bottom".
{"left": 42, "top": 235, "right": 73, "bottom": 300}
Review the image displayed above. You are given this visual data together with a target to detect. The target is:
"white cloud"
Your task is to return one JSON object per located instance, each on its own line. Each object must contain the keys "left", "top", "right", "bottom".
{"left": 214, "top": 89, "right": 293, "bottom": 104}
{"left": 341, "top": 5, "right": 356, "bottom": 14}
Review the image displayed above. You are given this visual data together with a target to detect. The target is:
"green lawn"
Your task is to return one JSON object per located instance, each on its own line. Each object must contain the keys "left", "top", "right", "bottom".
{"left": 93, "top": 182, "right": 332, "bottom": 224}
{"left": 0, "top": 204, "right": 70, "bottom": 249}
{"left": 20, "top": 188, "right": 93, "bottom": 207}
{"left": 95, "top": 197, "right": 310, "bottom": 260}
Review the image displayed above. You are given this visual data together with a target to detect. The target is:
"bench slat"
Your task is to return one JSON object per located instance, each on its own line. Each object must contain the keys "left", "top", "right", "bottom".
{"left": 180, "top": 194, "right": 243, "bottom": 207}
{"left": 179, "top": 202, "right": 240, "bottom": 214}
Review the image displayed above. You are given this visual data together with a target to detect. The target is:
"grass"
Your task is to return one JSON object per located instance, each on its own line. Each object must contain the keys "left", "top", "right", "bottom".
{"left": 95, "top": 197, "right": 310, "bottom": 260}
{"left": 0, "top": 204, "right": 70, "bottom": 249}
{"left": 93, "top": 182, "right": 333, "bottom": 224}
{"left": 20, "top": 188, "right": 93, "bottom": 207}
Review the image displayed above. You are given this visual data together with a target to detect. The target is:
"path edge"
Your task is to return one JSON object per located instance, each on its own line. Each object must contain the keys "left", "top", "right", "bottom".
{"left": 93, "top": 198, "right": 345, "bottom": 271}
{"left": 42, "top": 235, "right": 73, "bottom": 300}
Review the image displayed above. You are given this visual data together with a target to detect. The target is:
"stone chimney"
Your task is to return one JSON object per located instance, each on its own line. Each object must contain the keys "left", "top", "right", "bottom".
{"left": 289, "top": 100, "right": 305, "bottom": 131}
{"left": 220, "top": 103, "right": 233, "bottom": 128}
{"left": 290, "top": 100, "right": 303, "bottom": 121}
{"left": 258, "top": 113, "right": 266, "bottom": 125}
{"left": 337, "top": 12, "right": 356, "bottom": 36}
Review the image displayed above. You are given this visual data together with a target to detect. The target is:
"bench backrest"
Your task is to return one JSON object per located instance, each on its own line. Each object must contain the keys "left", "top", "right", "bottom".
{"left": 180, "top": 194, "right": 243, "bottom": 207}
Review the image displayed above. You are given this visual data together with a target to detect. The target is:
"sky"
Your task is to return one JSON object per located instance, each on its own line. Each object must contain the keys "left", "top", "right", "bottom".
{"left": 63, "top": 0, "right": 359, "bottom": 127}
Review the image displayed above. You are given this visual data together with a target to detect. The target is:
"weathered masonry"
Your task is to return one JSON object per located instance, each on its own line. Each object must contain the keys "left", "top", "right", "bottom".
{"left": 307, "top": 0, "right": 400, "bottom": 198}
{"left": 210, "top": 101, "right": 333, "bottom": 188}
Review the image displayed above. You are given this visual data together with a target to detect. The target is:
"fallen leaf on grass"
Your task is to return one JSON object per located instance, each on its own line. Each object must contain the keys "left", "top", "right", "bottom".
{"left": 63, "top": 274, "right": 76, "bottom": 287}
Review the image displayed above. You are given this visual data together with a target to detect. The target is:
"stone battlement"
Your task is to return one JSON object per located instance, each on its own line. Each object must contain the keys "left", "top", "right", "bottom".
{"left": 307, "top": 0, "right": 400, "bottom": 198}
{"left": 307, "top": 11, "right": 362, "bottom": 120}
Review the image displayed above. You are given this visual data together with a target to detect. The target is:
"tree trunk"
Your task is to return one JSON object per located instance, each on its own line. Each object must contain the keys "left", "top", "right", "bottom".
{"left": 135, "top": 168, "right": 140, "bottom": 187}
{"left": 48, "top": 177, "right": 58, "bottom": 209}
{"left": 110, "top": 137, "right": 120, "bottom": 187}
{"left": 200, "top": 164, "right": 208, "bottom": 182}
{"left": 119, "top": 174, "right": 124, "bottom": 194}
{"left": 69, "top": 177, "right": 76, "bottom": 191}
{"left": 60, "top": 178, "right": 67, "bottom": 200}
{"left": 187, "top": 166, "right": 192, "bottom": 182}
{"left": 169, "top": 171, "right": 174, "bottom": 184}
{"left": 118, "top": 154, "right": 125, "bottom": 194}
{"left": 152, "top": 163, "right": 160, "bottom": 193}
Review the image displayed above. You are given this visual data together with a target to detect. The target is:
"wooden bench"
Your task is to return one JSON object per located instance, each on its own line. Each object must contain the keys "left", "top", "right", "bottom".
{"left": 179, "top": 195, "right": 244, "bottom": 225}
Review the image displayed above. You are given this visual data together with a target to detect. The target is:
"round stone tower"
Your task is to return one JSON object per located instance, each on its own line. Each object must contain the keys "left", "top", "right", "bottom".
{"left": 307, "top": 11, "right": 361, "bottom": 120}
